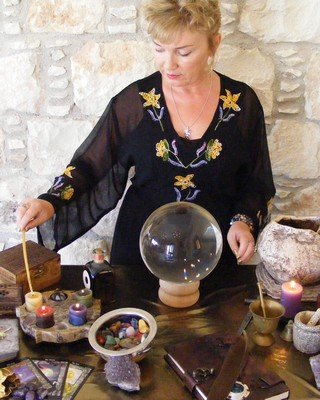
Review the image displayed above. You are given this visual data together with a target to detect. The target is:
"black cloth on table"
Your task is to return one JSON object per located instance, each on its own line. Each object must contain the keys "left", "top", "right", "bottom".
{"left": 38, "top": 71, "right": 275, "bottom": 282}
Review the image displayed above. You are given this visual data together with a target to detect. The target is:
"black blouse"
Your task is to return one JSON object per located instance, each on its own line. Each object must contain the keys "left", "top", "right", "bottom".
{"left": 38, "top": 71, "right": 275, "bottom": 268}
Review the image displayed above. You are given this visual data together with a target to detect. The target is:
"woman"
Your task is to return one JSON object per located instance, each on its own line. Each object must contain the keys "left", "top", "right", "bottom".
{"left": 16, "top": 0, "right": 275, "bottom": 285}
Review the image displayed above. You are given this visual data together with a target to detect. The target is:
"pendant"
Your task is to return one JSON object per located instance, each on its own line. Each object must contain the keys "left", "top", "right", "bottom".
{"left": 184, "top": 127, "right": 191, "bottom": 140}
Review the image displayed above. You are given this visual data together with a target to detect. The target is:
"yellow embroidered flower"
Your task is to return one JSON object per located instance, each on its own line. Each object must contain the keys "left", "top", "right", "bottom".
{"left": 156, "top": 139, "right": 169, "bottom": 159}
{"left": 219, "top": 89, "right": 241, "bottom": 111}
{"left": 206, "top": 139, "right": 223, "bottom": 161}
{"left": 61, "top": 185, "right": 74, "bottom": 201}
{"left": 63, "top": 166, "right": 76, "bottom": 178}
{"left": 139, "top": 88, "right": 161, "bottom": 109}
{"left": 174, "top": 174, "right": 196, "bottom": 190}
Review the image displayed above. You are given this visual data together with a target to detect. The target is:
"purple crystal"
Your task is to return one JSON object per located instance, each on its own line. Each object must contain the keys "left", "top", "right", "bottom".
{"left": 310, "top": 353, "right": 320, "bottom": 389}
{"left": 104, "top": 355, "right": 140, "bottom": 392}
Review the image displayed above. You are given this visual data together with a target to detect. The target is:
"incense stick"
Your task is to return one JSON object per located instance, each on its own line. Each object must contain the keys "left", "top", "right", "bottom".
{"left": 22, "top": 230, "right": 34, "bottom": 293}
{"left": 257, "top": 281, "right": 267, "bottom": 317}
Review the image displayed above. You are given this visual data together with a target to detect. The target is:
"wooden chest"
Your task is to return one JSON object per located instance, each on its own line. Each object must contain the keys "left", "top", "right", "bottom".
{"left": 0, "top": 241, "right": 61, "bottom": 294}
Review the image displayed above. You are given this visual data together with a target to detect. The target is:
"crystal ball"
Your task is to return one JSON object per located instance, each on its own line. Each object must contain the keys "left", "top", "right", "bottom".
{"left": 139, "top": 202, "right": 223, "bottom": 283}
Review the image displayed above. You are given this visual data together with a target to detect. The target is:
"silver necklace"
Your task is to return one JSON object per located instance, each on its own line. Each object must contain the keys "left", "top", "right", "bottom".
{"left": 170, "top": 76, "right": 213, "bottom": 140}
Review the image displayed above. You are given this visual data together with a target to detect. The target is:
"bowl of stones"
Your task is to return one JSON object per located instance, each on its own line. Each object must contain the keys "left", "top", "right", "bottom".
{"left": 88, "top": 307, "right": 157, "bottom": 362}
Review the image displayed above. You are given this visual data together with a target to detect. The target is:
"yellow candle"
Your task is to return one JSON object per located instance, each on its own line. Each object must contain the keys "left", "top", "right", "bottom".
{"left": 25, "top": 291, "right": 43, "bottom": 312}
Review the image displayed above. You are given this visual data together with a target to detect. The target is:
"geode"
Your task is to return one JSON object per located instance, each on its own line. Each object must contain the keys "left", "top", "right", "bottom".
{"left": 257, "top": 216, "right": 320, "bottom": 285}
{"left": 104, "top": 355, "right": 140, "bottom": 392}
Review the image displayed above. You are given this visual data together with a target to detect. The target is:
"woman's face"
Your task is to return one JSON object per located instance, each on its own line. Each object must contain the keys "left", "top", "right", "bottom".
{"left": 153, "top": 29, "right": 220, "bottom": 88}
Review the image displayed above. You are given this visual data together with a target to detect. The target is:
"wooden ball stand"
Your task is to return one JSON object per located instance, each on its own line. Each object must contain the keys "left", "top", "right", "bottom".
{"left": 158, "top": 280, "right": 200, "bottom": 308}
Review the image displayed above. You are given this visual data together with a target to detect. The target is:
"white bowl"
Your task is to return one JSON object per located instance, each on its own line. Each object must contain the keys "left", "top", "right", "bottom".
{"left": 88, "top": 307, "right": 157, "bottom": 361}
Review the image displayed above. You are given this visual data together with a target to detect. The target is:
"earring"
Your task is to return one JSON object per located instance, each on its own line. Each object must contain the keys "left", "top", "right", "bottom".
{"left": 207, "top": 56, "right": 214, "bottom": 69}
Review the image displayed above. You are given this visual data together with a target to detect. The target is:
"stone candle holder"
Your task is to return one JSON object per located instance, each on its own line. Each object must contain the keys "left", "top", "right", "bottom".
{"left": 293, "top": 311, "right": 320, "bottom": 354}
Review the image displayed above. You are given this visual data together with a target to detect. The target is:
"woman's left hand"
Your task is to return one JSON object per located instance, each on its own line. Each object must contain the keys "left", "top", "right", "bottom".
{"left": 227, "top": 221, "right": 255, "bottom": 264}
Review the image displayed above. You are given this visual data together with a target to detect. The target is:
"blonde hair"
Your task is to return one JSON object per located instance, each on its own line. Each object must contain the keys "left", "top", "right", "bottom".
{"left": 140, "top": 0, "right": 221, "bottom": 47}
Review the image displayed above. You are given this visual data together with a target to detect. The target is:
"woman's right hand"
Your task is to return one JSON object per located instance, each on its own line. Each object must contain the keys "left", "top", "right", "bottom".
{"left": 16, "top": 198, "right": 55, "bottom": 232}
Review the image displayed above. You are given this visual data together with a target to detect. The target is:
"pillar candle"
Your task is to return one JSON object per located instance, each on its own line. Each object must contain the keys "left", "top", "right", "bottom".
{"left": 69, "top": 303, "right": 87, "bottom": 326}
{"left": 25, "top": 291, "right": 43, "bottom": 312}
{"left": 35, "top": 305, "right": 55, "bottom": 329}
{"left": 74, "top": 288, "right": 93, "bottom": 307}
{"left": 280, "top": 280, "right": 303, "bottom": 318}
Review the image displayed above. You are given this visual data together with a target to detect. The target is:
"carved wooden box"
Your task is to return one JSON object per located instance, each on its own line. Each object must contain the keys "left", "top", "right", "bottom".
{"left": 0, "top": 241, "right": 61, "bottom": 294}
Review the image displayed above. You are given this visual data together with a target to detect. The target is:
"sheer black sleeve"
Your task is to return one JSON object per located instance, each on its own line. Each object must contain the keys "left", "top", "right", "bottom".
{"left": 233, "top": 85, "right": 275, "bottom": 235}
{"left": 37, "top": 83, "right": 143, "bottom": 250}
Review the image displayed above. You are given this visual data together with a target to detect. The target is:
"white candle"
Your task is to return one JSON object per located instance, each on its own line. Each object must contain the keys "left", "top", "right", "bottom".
{"left": 25, "top": 291, "right": 43, "bottom": 312}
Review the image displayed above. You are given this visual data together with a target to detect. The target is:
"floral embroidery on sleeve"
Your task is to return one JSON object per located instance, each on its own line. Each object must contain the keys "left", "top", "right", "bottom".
{"left": 215, "top": 89, "right": 241, "bottom": 131}
{"left": 48, "top": 166, "right": 77, "bottom": 201}
{"left": 174, "top": 175, "right": 200, "bottom": 201}
{"left": 63, "top": 166, "right": 76, "bottom": 178}
{"left": 61, "top": 185, "right": 74, "bottom": 200}
{"left": 139, "top": 88, "right": 164, "bottom": 131}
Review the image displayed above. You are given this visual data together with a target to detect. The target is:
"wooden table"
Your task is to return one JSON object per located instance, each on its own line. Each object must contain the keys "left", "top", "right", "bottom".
{"left": 14, "top": 265, "right": 320, "bottom": 399}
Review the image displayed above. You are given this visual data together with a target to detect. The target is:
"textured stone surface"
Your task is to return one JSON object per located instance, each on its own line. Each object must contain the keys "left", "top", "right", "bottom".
{"left": 276, "top": 182, "right": 320, "bottom": 216}
{"left": 71, "top": 41, "right": 154, "bottom": 116}
{"left": 27, "top": 118, "right": 92, "bottom": 175}
{"left": 27, "top": 0, "right": 105, "bottom": 34}
{"left": 269, "top": 120, "right": 320, "bottom": 179}
{"left": 257, "top": 217, "right": 320, "bottom": 285}
{"left": 239, "top": 0, "right": 320, "bottom": 43}
{"left": 0, "top": 129, "right": 5, "bottom": 167}
{"left": 305, "top": 52, "right": 320, "bottom": 120}
{"left": 216, "top": 45, "right": 274, "bottom": 117}
{"left": 109, "top": 6, "right": 137, "bottom": 20}
{"left": 0, "top": 53, "right": 40, "bottom": 113}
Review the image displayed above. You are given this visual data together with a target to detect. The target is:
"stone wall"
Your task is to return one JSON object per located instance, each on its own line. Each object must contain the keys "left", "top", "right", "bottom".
{"left": 0, "top": 0, "right": 319, "bottom": 264}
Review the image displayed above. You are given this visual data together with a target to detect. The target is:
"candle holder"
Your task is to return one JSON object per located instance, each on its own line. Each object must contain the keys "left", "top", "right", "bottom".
{"left": 249, "top": 299, "right": 285, "bottom": 346}
{"left": 16, "top": 290, "right": 100, "bottom": 343}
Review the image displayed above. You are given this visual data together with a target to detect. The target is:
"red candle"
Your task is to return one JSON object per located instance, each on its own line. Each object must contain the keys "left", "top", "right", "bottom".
{"left": 280, "top": 280, "right": 303, "bottom": 318}
{"left": 35, "top": 305, "right": 55, "bottom": 329}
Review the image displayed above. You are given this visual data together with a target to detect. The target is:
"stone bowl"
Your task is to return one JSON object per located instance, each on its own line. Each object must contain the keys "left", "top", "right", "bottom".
{"left": 88, "top": 307, "right": 157, "bottom": 362}
{"left": 293, "top": 311, "right": 320, "bottom": 354}
{"left": 257, "top": 216, "right": 320, "bottom": 285}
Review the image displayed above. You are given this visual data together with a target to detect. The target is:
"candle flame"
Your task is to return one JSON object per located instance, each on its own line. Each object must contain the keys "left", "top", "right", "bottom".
{"left": 289, "top": 280, "right": 296, "bottom": 289}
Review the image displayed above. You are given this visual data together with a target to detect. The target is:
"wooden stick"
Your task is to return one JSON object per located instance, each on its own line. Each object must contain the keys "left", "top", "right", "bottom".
{"left": 257, "top": 281, "right": 267, "bottom": 317}
{"left": 22, "top": 230, "right": 34, "bottom": 293}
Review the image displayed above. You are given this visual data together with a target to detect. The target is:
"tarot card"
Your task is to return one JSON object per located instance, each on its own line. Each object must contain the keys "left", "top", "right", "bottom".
{"left": 62, "top": 362, "right": 93, "bottom": 400}
{"left": 32, "top": 358, "right": 69, "bottom": 399}
{"left": 6, "top": 358, "right": 52, "bottom": 398}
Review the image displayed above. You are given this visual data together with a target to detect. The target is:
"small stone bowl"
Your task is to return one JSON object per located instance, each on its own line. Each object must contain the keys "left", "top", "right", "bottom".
{"left": 293, "top": 311, "right": 320, "bottom": 354}
{"left": 88, "top": 307, "right": 157, "bottom": 362}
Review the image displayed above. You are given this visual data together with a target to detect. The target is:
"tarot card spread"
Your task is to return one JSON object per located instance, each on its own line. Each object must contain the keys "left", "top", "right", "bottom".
{"left": 32, "top": 359, "right": 68, "bottom": 399}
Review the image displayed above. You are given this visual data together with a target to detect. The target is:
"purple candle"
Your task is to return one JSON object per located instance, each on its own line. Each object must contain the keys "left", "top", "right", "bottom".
{"left": 69, "top": 303, "right": 87, "bottom": 326}
{"left": 280, "top": 280, "right": 303, "bottom": 318}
